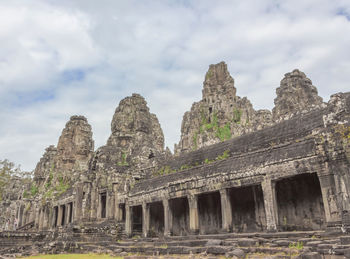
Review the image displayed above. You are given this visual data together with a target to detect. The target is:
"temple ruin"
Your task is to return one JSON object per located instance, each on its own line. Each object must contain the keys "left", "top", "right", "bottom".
{"left": 1, "top": 62, "right": 350, "bottom": 258}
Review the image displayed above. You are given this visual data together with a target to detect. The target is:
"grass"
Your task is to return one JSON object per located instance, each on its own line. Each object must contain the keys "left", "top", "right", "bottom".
{"left": 289, "top": 241, "right": 303, "bottom": 250}
{"left": 22, "top": 254, "right": 123, "bottom": 259}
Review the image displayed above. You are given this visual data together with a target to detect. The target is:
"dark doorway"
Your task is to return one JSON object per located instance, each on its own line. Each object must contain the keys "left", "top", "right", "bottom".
{"left": 131, "top": 205, "right": 142, "bottom": 234}
{"left": 149, "top": 201, "right": 164, "bottom": 237}
{"left": 276, "top": 173, "right": 326, "bottom": 230}
{"left": 101, "top": 192, "right": 107, "bottom": 218}
{"left": 229, "top": 185, "right": 266, "bottom": 232}
{"left": 198, "top": 191, "right": 222, "bottom": 234}
{"left": 170, "top": 197, "right": 189, "bottom": 236}
{"left": 60, "top": 205, "right": 66, "bottom": 226}
{"left": 54, "top": 206, "right": 58, "bottom": 227}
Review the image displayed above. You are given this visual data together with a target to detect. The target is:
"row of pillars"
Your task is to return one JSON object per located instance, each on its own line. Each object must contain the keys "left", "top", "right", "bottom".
{"left": 34, "top": 202, "right": 73, "bottom": 230}
{"left": 125, "top": 178, "right": 278, "bottom": 237}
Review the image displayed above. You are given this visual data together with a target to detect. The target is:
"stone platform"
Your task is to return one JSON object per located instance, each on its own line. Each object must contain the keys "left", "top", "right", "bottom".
{"left": 1, "top": 229, "right": 350, "bottom": 258}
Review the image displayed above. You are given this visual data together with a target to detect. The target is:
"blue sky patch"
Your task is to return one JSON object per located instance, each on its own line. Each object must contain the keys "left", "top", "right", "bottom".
{"left": 12, "top": 90, "right": 55, "bottom": 107}
{"left": 61, "top": 69, "right": 86, "bottom": 83}
{"left": 337, "top": 8, "right": 350, "bottom": 21}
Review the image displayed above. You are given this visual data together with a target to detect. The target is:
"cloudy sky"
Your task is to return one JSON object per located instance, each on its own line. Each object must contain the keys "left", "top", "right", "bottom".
{"left": 1, "top": 0, "right": 350, "bottom": 171}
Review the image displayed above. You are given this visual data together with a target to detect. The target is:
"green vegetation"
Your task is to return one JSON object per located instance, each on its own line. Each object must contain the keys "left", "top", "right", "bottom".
{"left": 154, "top": 165, "right": 176, "bottom": 176}
{"left": 193, "top": 110, "right": 236, "bottom": 151}
{"left": 41, "top": 173, "right": 71, "bottom": 199}
{"left": 30, "top": 184, "right": 38, "bottom": 196}
{"left": 23, "top": 190, "right": 29, "bottom": 198}
{"left": 216, "top": 123, "right": 231, "bottom": 141}
{"left": 45, "top": 171, "right": 53, "bottom": 189}
{"left": 180, "top": 164, "right": 191, "bottom": 170}
{"left": 334, "top": 124, "right": 350, "bottom": 143}
{"left": 205, "top": 69, "right": 213, "bottom": 80}
{"left": 0, "top": 159, "right": 31, "bottom": 201}
{"left": 24, "top": 202, "right": 31, "bottom": 213}
{"left": 192, "top": 132, "right": 198, "bottom": 150}
{"left": 56, "top": 176, "right": 70, "bottom": 196}
{"left": 153, "top": 149, "right": 230, "bottom": 177}
{"left": 22, "top": 254, "right": 123, "bottom": 259}
{"left": 204, "top": 150, "right": 230, "bottom": 165}
{"left": 289, "top": 241, "right": 304, "bottom": 250}
{"left": 232, "top": 108, "right": 242, "bottom": 124}
{"left": 216, "top": 150, "right": 230, "bottom": 160}
{"left": 117, "top": 151, "right": 129, "bottom": 166}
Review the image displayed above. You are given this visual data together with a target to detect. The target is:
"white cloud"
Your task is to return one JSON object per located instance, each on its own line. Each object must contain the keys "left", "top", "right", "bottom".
{"left": 1, "top": 0, "right": 350, "bottom": 171}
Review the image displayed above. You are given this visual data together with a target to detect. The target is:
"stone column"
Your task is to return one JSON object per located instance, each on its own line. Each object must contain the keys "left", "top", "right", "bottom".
{"left": 163, "top": 199, "right": 172, "bottom": 236}
{"left": 43, "top": 207, "right": 49, "bottom": 229}
{"left": 142, "top": 203, "right": 150, "bottom": 238}
{"left": 67, "top": 204, "right": 72, "bottom": 224}
{"left": 107, "top": 191, "right": 115, "bottom": 219}
{"left": 38, "top": 208, "right": 44, "bottom": 230}
{"left": 188, "top": 194, "right": 199, "bottom": 234}
{"left": 51, "top": 208, "right": 56, "bottom": 229}
{"left": 318, "top": 173, "right": 342, "bottom": 223}
{"left": 35, "top": 206, "right": 40, "bottom": 229}
{"left": 125, "top": 204, "right": 132, "bottom": 237}
{"left": 57, "top": 205, "right": 63, "bottom": 227}
{"left": 220, "top": 189, "right": 232, "bottom": 232}
{"left": 97, "top": 192, "right": 101, "bottom": 219}
{"left": 18, "top": 205, "right": 24, "bottom": 227}
{"left": 113, "top": 184, "right": 120, "bottom": 220}
{"left": 261, "top": 178, "right": 278, "bottom": 231}
{"left": 74, "top": 183, "right": 84, "bottom": 223}
{"left": 90, "top": 184, "right": 97, "bottom": 220}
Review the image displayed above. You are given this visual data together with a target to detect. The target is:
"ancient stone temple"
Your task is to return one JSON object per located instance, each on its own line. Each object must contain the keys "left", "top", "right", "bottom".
{"left": 1, "top": 62, "right": 350, "bottom": 258}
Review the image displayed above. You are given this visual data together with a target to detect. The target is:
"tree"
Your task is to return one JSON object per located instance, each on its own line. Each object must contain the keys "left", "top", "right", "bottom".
{"left": 0, "top": 159, "right": 32, "bottom": 201}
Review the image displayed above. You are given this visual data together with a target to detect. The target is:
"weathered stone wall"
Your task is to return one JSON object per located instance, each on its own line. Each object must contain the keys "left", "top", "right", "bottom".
{"left": 1, "top": 62, "right": 350, "bottom": 247}
{"left": 175, "top": 62, "right": 272, "bottom": 154}
{"left": 126, "top": 92, "right": 350, "bottom": 235}
{"left": 175, "top": 62, "right": 325, "bottom": 155}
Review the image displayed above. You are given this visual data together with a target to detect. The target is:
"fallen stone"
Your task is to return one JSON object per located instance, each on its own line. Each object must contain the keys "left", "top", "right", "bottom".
{"left": 301, "top": 252, "right": 321, "bottom": 259}
{"left": 205, "top": 246, "right": 228, "bottom": 255}
{"left": 341, "top": 236, "right": 350, "bottom": 245}
{"left": 236, "top": 238, "right": 259, "bottom": 247}
{"left": 273, "top": 240, "right": 291, "bottom": 246}
{"left": 205, "top": 239, "right": 222, "bottom": 246}
{"left": 227, "top": 248, "right": 245, "bottom": 259}
{"left": 306, "top": 241, "right": 323, "bottom": 247}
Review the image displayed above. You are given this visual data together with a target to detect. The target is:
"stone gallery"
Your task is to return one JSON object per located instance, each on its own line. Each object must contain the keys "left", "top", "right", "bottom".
{"left": 1, "top": 62, "right": 350, "bottom": 258}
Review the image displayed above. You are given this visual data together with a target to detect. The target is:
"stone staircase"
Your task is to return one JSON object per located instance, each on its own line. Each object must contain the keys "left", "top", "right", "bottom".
{"left": 1, "top": 229, "right": 350, "bottom": 258}
{"left": 65, "top": 231, "right": 350, "bottom": 258}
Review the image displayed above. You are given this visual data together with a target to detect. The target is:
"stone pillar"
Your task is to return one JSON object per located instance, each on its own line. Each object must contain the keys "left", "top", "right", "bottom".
{"left": 50, "top": 208, "right": 55, "bottom": 229}
{"left": 261, "top": 178, "right": 278, "bottom": 231}
{"left": 188, "top": 194, "right": 199, "bottom": 234}
{"left": 107, "top": 191, "right": 115, "bottom": 219}
{"left": 318, "top": 173, "right": 342, "bottom": 223}
{"left": 74, "top": 183, "right": 84, "bottom": 223}
{"left": 142, "top": 203, "right": 150, "bottom": 238}
{"left": 38, "top": 208, "right": 44, "bottom": 230}
{"left": 57, "top": 205, "right": 63, "bottom": 227}
{"left": 67, "top": 204, "right": 72, "bottom": 224}
{"left": 90, "top": 184, "right": 97, "bottom": 220}
{"left": 163, "top": 199, "right": 172, "bottom": 236}
{"left": 18, "top": 205, "right": 24, "bottom": 227}
{"left": 43, "top": 207, "right": 49, "bottom": 229}
{"left": 220, "top": 189, "right": 232, "bottom": 232}
{"left": 116, "top": 203, "right": 124, "bottom": 222}
{"left": 97, "top": 192, "right": 101, "bottom": 219}
{"left": 125, "top": 204, "right": 132, "bottom": 237}
{"left": 113, "top": 184, "right": 119, "bottom": 220}
{"left": 35, "top": 206, "right": 40, "bottom": 229}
